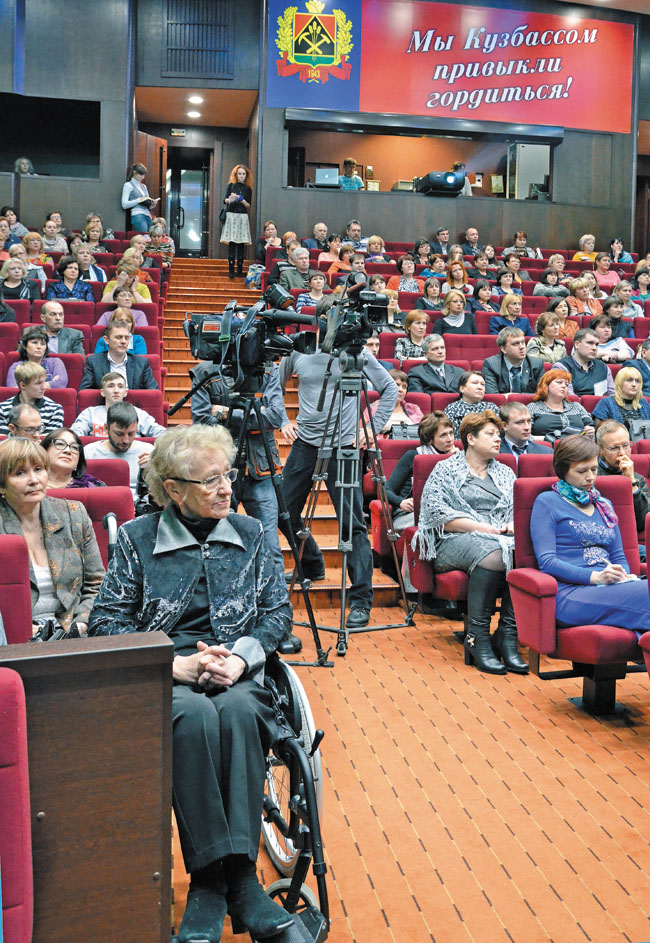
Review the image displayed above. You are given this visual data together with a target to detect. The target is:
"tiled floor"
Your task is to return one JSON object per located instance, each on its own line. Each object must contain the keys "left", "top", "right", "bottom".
{"left": 175, "top": 605, "right": 650, "bottom": 943}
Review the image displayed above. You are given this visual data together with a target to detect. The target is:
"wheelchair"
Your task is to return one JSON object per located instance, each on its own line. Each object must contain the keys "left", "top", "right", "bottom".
{"left": 261, "top": 651, "right": 329, "bottom": 943}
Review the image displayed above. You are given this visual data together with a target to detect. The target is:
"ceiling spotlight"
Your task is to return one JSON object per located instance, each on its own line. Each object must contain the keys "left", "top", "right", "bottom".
{"left": 187, "top": 111, "right": 201, "bottom": 118}
{"left": 188, "top": 95, "right": 204, "bottom": 104}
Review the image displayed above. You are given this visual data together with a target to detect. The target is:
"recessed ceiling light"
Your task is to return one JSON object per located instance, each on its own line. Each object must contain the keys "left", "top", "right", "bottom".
{"left": 187, "top": 111, "right": 201, "bottom": 118}
{"left": 188, "top": 96, "right": 204, "bottom": 104}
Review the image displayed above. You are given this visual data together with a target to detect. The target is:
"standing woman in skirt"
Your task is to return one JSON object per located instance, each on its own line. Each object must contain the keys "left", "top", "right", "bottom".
{"left": 221, "top": 164, "right": 252, "bottom": 279}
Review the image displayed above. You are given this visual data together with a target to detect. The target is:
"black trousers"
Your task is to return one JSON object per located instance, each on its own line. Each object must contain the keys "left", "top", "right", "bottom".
{"left": 171, "top": 680, "right": 278, "bottom": 873}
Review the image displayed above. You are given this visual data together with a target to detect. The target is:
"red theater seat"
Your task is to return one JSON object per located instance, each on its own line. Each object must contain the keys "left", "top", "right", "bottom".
{"left": 4, "top": 352, "right": 85, "bottom": 390}
{"left": 507, "top": 476, "right": 643, "bottom": 714}
{"left": 0, "top": 387, "right": 77, "bottom": 425}
{"left": 7, "top": 300, "right": 31, "bottom": 325}
{"left": 77, "top": 388, "right": 165, "bottom": 426}
{"left": 46, "top": 486, "right": 135, "bottom": 567}
{"left": 0, "top": 666, "right": 33, "bottom": 943}
{"left": 85, "top": 459, "right": 131, "bottom": 487}
{"left": 0, "top": 322, "right": 20, "bottom": 355}
{"left": 0, "top": 535, "right": 32, "bottom": 644}
{"left": 33, "top": 299, "right": 95, "bottom": 326}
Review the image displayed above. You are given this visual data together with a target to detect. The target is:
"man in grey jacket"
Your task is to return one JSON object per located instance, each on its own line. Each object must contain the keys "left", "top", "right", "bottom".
{"left": 278, "top": 343, "right": 397, "bottom": 628}
{"left": 39, "top": 300, "right": 85, "bottom": 354}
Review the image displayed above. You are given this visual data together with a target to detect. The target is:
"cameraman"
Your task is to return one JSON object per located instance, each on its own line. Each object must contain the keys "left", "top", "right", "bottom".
{"left": 278, "top": 310, "right": 398, "bottom": 629}
{"left": 189, "top": 360, "right": 291, "bottom": 574}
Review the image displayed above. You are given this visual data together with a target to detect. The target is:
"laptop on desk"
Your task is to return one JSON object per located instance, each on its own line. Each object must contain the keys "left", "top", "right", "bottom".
{"left": 314, "top": 167, "right": 339, "bottom": 187}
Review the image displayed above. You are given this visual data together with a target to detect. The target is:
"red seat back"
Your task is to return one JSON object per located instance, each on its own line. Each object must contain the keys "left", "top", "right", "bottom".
{"left": 7, "top": 300, "right": 31, "bottom": 325}
{"left": 46, "top": 486, "right": 135, "bottom": 567}
{"left": 0, "top": 666, "right": 33, "bottom": 943}
{"left": 0, "top": 535, "right": 32, "bottom": 643}
{"left": 77, "top": 388, "right": 165, "bottom": 425}
{"left": 32, "top": 299, "right": 95, "bottom": 326}
{"left": 94, "top": 301, "right": 159, "bottom": 326}
{"left": 516, "top": 453, "right": 555, "bottom": 478}
{"left": 444, "top": 334, "right": 498, "bottom": 359}
{"left": 84, "top": 459, "right": 131, "bottom": 487}
{"left": 0, "top": 387, "right": 77, "bottom": 425}
{"left": 4, "top": 352, "right": 85, "bottom": 390}
{"left": 90, "top": 324, "right": 162, "bottom": 356}
{"left": 0, "top": 323, "right": 20, "bottom": 355}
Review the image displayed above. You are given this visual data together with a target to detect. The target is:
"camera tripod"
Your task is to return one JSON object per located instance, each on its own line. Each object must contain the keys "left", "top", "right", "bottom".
{"left": 169, "top": 366, "right": 334, "bottom": 668}
{"left": 289, "top": 349, "right": 417, "bottom": 657}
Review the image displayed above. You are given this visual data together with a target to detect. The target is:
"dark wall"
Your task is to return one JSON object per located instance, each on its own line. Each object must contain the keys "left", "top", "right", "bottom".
{"left": 136, "top": 0, "right": 261, "bottom": 89}
{"left": 639, "top": 16, "right": 650, "bottom": 122}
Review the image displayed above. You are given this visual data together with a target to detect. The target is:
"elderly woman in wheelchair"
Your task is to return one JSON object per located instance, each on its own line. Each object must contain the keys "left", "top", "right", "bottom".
{"left": 88, "top": 424, "right": 297, "bottom": 943}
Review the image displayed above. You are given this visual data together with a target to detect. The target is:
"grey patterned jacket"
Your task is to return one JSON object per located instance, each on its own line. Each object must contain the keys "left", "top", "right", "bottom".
{"left": 88, "top": 506, "right": 292, "bottom": 680}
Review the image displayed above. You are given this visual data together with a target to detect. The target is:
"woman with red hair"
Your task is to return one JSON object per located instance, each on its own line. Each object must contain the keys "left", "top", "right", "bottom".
{"left": 220, "top": 164, "right": 252, "bottom": 279}
{"left": 527, "top": 368, "right": 595, "bottom": 439}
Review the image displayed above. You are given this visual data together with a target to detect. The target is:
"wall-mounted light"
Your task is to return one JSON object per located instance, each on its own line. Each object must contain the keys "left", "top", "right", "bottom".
{"left": 188, "top": 96, "right": 204, "bottom": 104}
{"left": 187, "top": 111, "right": 201, "bottom": 118}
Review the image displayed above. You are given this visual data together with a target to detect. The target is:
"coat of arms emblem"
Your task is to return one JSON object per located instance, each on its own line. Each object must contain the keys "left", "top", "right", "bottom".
{"left": 275, "top": 0, "right": 353, "bottom": 84}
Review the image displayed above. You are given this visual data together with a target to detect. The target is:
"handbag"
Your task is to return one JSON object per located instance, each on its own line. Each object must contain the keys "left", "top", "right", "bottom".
{"left": 388, "top": 422, "right": 420, "bottom": 440}
{"left": 219, "top": 206, "right": 228, "bottom": 224}
{"left": 30, "top": 618, "right": 81, "bottom": 642}
{"left": 626, "top": 419, "right": 650, "bottom": 442}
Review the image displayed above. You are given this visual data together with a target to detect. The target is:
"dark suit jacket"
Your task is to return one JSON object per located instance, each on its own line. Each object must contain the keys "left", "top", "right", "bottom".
{"left": 53, "top": 327, "right": 85, "bottom": 355}
{"left": 79, "top": 351, "right": 158, "bottom": 390}
{"left": 482, "top": 353, "right": 544, "bottom": 394}
{"left": 407, "top": 362, "right": 465, "bottom": 394}
{"left": 461, "top": 242, "right": 483, "bottom": 256}
{"left": 430, "top": 241, "right": 449, "bottom": 256}
{"left": 500, "top": 438, "right": 550, "bottom": 456}
{"left": 627, "top": 360, "right": 650, "bottom": 396}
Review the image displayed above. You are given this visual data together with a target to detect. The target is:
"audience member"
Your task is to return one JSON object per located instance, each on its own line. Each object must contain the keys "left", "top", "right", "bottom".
{"left": 327, "top": 243, "right": 355, "bottom": 278}
{"left": 527, "top": 369, "right": 594, "bottom": 439}
{"left": 46, "top": 256, "right": 95, "bottom": 302}
{"left": 546, "top": 253, "right": 572, "bottom": 285}
{"left": 0, "top": 437, "right": 105, "bottom": 635}
{"left": 557, "top": 328, "right": 614, "bottom": 395}
{"left": 441, "top": 260, "right": 471, "bottom": 296}
{"left": 6, "top": 325, "right": 68, "bottom": 388}
{"left": 6, "top": 403, "right": 42, "bottom": 440}
{"left": 39, "top": 300, "right": 85, "bottom": 354}
{"left": 446, "top": 245, "right": 465, "bottom": 264}
{"left": 594, "top": 252, "right": 620, "bottom": 291}
{"left": 23, "top": 232, "right": 52, "bottom": 266}
{"left": 461, "top": 227, "right": 482, "bottom": 256}
{"left": 595, "top": 420, "right": 650, "bottom": 533}
{"left": 483, "top": 327, "right": 544, "bottom": 394}
{"left": 365, "top": 235, "right": 392, "bottom": 263}
{"left": 423, "top": 254, "right": 447, "bottom": 278}
{"left": 498, "top": 401, "right": 549, "bottom": 461}
{"left": 0, "top": 217, "right": 19, "bottom": 248}
{"left": 532, "top": 268, "right": 569, "bottom": 298}
{"left": 609, "top": 237, "right": 633, "bottom": 265}
{"left": 612, "top": 281, "right": 643, "bottom": 319}
{"left": 279, "top": 247, "right": 313, "bottom": 291}
{"left": 364, "top": 334, "right": 393, "bottom": 370}
{"left": 0, "top": 257, "right": 40, "bottom": 303}
{"left": 413, "top": 409, "right": 526, "bottom": 674}
{"left": 407, "top": 335, "right": 465, "bottom": 394}
{"left": 46, "top": 211, "right": 66, "bottom": 237}
{"left": 489, "top": 293, "right": 533, "bottom": 336}
{"left": 385, "top": 412, "right": 458, "bottom": 537}
{"left": 394, "top": 311, "right": 429, "bottom": 359}
{"left": 266, "top": 237, "right": 301, "bottom": 285}
{"left": 581, "top": 269, "right": 607, "bottom": 301}
{"left": 444, "top": 370, "right": 487, "bottom": 435}
{"left": 102, "top": 261, "right": 152, "bottom": 302}
{"left": 147, "top": 224, "right": 175, "bottom": 268}
{"left": 83, "top": 220, "right": 110, "bottom": 253}
{"left": 84, "top": 402, "right": 154, "bottom": 497}
{"left": 437, "top": 290, "right": 477, "bottom": 335}
{"left": 525, "top": 312, "right": 567, "bottom": 364}
{"left": 72, "top": 372, "right": 165, "bottom": 438}
{"left": 601, "top": 296, "right": 634, "bottom": 339}
{"left": 79, "top": 322, "right": 158, "bottom": 390}
{"left": 364, "top": 368, "right": 423, "bottom": 436}
{"left": 466, "top": 251, "right": 493, "bottom": 281}
{"left": 468, "top": 279, "right": 499, "bottom": 314}
{"left": 14, "top": 157, "right": 35, "bottom": 175}
{"left": 0, "top": 363, "right": 64, "bottom": 433}
{"left": 301, "top": 222, "right": 328, "bottom": 251}
{"left": 1, "top": 206, "right": 28, "bottom": 239}
{"left": 9, "top": 242, "right": 46, "bottom": 293}
{"left": 592, "top": 367, "right": 650, "bottom": 424}
{"left": 74, "top": 243, "right": 107, "bottom": 283}
{"left": 414, "top": 276, "right": 443, "bottom": 312}
{"left": 338, "top": 159, "right": 364, "bottom": 191}
{"left": 629, "top": 338, "right": 650, "bottom": 394}
{"left": 41, "top": 219, "right": 68, "bottom": 254}
{"left": 567, "top": 277, "right": 603, "bottom": 320}
{"left": 413, "top": 239, "right": 432, "bottom": 267}
{"left": 632, "top": 267, "right": 650, "bottom": 304}
{"left": 591, "top": 314, "right": 633, "bottom": 363}
{"left": 317, "top": 233, "right": 342, "bottom": 264}
{"left": 121, "top": 163, "right": 159, "bottom": 233}
{"left": 493, "top": 268, "right": 521, "bottom": 298}
{"left": 483, "top": 244, "right": 498, "bottom": 266}
{"left": 430, "top": 227, "right": 450, "bottom": 256}
{"left": 41, "top": 428, "right": 105, "bottom": 490}
{"left": 503, "top": 252, "right": 531, "bottom": 283}
{"left": 296, "top": 271, "right": 327, "bottom": 313}
{"left": 96, "top": 288, "right": 149, "bottom": 328}
{"left": 502, "top": 230, "right": 540, "bottom": 259}
{"left": 93, "top": 309, "right": 147, "bottom": 355}
{"left": 386, "top": 255, "right": 424, "bottom": 293}
{"left": 572, "top": 234, "right": 597, "bottom": 262}
{"left": 530, "top": 435, "right": 650, "bottom": 636}
{"left": 344, "top": 219, "right": 368, "bottom": 252}
{"left": 380, "top": 290, "right": 405, "bottom": 330}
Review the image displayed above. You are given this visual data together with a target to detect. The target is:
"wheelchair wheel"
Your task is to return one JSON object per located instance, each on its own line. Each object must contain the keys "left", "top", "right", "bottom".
{"left": 263, "top": 662, "right": 323, "bottom": 876}
{"left": 266, "top": 878, "right": 319, "bottom": 912}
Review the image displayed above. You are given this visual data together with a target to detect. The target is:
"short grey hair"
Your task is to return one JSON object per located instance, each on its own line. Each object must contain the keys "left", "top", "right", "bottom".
{"left": 144, "top": 424, "right": 236, "bottom": 507}
{"left": 421, "top": 334, "right": 444, "bottom": 354}
{"left": 496, "top": 326, "right": 524, "bottom": 349}
{"left": 149, "top": 225, "right": 165, "bottom": 237}
{"left": 595, "top": 419, "right": 628, "bottom": 446}
{"left": 292, "top": 247, "right": 309, "bottom": 262}
{"left": 7, "top": 403, "right": 39, "bottom": 429}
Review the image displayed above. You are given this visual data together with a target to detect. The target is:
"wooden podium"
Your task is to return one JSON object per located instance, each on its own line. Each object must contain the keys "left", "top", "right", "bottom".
{"left": 0, "top": 632, "right": 174, "bottom": 943}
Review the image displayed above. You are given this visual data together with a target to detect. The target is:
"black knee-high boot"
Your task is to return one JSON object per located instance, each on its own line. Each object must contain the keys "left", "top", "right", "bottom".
{"left": 236, "top": 243, "right": 245, "bottom": 277}
{"left": 492, "top": 582, "right": 529, "bottom": 674}
{"left": 228, "top": 242, "right": 236, "bottom": 278}
{"left": 464, "top": 565, "right": 507, "bottom": 674}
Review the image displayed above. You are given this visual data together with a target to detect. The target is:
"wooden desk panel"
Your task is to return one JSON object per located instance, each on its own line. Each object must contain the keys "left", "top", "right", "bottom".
{"left": 0, "top": 633, "right": 174, "bottom": 943}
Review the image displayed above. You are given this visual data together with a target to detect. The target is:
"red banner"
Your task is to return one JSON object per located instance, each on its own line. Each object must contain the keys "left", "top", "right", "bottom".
{"left": 359, "top": 0, "right": 634, "bottom": 133}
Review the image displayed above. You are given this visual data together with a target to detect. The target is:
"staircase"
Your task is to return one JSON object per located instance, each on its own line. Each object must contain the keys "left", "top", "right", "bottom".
{"left": 162, "top": 258, "right": 401, "bottom": 610}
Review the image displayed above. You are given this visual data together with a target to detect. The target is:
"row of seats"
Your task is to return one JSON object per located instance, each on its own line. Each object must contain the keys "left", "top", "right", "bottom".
{"left": 0, "top": 324, "right": 163, "bottom": 361}
{"left": 35, "top": 252, "right": 164, "bottom": 278}
{"left": 0, "top": 378, "right": 166, "bottom": 423}
{"left": 6, "top": 299, "right": 163, "bottom": 329}
{"left": 29, "top": 278, "right": 163, "bottom": 306}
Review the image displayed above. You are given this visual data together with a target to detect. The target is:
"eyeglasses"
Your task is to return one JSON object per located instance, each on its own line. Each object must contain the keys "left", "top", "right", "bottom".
{"left": 52, "top": 439, "right": 81, "bottom": 454}
{"left": 602, "top": 442, "right": 631, "bottom": 454}
{"left": 170, "top": 469, "right": 238, "bottom": 490}
{"left": 16, "top": 425, "right": 43, "bottom": 435}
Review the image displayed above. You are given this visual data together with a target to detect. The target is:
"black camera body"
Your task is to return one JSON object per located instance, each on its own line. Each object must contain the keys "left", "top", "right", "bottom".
{"left": 321, "top": 273, "right": 390, "bottom": 356}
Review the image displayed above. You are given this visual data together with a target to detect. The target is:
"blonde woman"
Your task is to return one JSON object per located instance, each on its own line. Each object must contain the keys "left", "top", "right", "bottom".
{"left": 592, "top": 366, "right": 650, "bottom": 424}
{"left": 572, "top": 234, "right": 597, "bottom": 262}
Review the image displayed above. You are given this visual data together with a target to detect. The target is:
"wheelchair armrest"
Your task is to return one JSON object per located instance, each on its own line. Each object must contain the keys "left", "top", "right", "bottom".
{"left": 507, "top": 567, "right": 559, "bottom": 654}
{"left": 277, "top": 636, "right": 303, "bottom": 655}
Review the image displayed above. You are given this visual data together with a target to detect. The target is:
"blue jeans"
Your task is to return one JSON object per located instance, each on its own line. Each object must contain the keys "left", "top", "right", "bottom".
{"left": 233, "top": 474, "right": 284, "bottom": 575}
{"left": 279, "top": 437, "right": 373, "bottom": 609}
{"left": 130, "top": 213, "right": 151, "bottom": 233}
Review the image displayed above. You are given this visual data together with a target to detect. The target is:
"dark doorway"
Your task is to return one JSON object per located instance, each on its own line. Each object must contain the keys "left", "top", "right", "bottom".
{"left": 165, "top": 147, "right": 211, "bottom": 257}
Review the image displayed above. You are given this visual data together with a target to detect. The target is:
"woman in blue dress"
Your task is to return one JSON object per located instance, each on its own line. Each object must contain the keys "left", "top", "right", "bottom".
{"left": 530, "top": 435, "right": 650, "bottom": 637}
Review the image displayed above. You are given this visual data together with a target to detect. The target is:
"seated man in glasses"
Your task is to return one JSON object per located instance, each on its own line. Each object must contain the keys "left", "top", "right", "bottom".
{"left": 596, "top": 419, "right": 650, "bottom": 533}
{"left": 6, "top": 403, "right": 43, "bottom": 441}
{"left": 83, "top": 402, "right": 153, "bottom": 498}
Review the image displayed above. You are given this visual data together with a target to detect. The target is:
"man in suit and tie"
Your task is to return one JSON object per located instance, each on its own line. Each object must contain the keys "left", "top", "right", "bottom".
{"left": 499, "top": 401, "right": 550, "bottom": 463}
{"left": 483, "top": 327, "right": 545, "bottom": 394}
{"left": 430, "top": 226, "right": 450, "bottom": 257}
{"left": 79, "top": 321, "right": 158, "bottom": 390}
{"left": 39, "top": 300, "right": 85, "bottom": 355}
{"left": 407, "top": 334, "right": 465, "bottom": 394}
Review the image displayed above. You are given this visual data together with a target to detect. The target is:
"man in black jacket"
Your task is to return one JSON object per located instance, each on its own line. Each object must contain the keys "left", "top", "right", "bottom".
{"left": 407, "top": 334, "right": 465, "bottom": 394}
{"left": 39, "top": 300, "right": 85, "bottom": 354}
{"left": 596, "top": 420, "right": 650, "bottom": 533}
{"left": 80, "top": 322, "right": 158, "bottom": 390}
{"left": 482, "top": 327, "right": 544, "bottom": 394}
{"left": 498, "top": 401, "right": 551, "bottom": 463}
{"left": 461, "top": 227, "right": 482, "bottom": 257}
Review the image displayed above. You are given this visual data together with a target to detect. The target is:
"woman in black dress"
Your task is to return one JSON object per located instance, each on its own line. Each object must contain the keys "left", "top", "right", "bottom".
{"left": 220, "top": 164, "right": 252, "bottom": 279}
